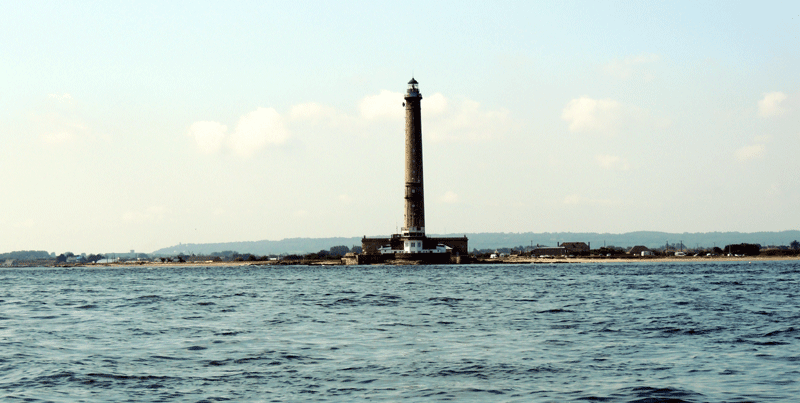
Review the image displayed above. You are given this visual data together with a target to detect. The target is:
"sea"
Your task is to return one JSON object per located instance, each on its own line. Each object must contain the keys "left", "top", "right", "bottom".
{"left": 1, "top": 261, "right": 799, "bottom": 402}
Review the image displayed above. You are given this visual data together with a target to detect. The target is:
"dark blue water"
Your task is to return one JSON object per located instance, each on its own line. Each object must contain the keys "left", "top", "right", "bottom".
{"left": 1, "top": 262, "right": 799, "bottom": 402}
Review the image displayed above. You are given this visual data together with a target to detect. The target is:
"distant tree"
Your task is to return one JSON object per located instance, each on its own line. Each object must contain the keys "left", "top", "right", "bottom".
{"left": 55, "top": 254, "right": 67, "bottom": 263}
{"left": 712, "top": 247, "right": 723, "bottom": 255}
{"left": 211, "top": 251, "right": 238, "bottom": 258}
{"left": 64, "top": 252, "right": 75, "bottom": 257}
{"left": 350, "top": 246, "right": 363, "bottom": 254}
{"left": 86, "top": 254, "right": 105, "bottom": 263}
{"left": 723, "top": 243, "right": 761, "bottom": 255}
{"left": 791, "top": 240, "right": 800, "bottom": 250}
{"left": 597, "top": 247, "right": 624, "bottom": 256}
{"left": 329, "top": 245, "right": 350, "bottom": 257}
{"left": 0, "top": 250, "right": 52, "bottom": 260}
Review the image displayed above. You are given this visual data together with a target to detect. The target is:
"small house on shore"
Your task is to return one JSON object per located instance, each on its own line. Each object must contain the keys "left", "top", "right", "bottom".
{"left": 628, "top": 245, "right": 652, "bottom": 256}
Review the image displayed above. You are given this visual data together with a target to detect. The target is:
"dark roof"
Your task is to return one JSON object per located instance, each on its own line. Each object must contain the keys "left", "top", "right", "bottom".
{"left": 408, "top": 77, "right": 418, "bottom": 84}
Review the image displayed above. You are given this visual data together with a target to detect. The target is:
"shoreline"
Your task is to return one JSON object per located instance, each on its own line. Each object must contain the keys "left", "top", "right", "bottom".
{"left": 32, "top": 254, "right": 799, "bottom": 268}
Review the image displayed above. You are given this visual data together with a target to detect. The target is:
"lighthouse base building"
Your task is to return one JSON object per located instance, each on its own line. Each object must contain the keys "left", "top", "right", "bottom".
{"left": 345, "top": 78, "right": 468, "bottom": 265}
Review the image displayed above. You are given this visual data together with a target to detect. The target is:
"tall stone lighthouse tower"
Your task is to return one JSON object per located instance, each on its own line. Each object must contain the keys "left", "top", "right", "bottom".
{"left": 402, "top": 78, "right": 425, "bottom": 246}
{"left": 353, "top": 78, "right": 468, "bottom": 264}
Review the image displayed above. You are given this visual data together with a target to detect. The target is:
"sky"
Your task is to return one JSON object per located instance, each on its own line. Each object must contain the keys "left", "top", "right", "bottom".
{"left": 2, "top": 1, "right": 799, "bottom": 254}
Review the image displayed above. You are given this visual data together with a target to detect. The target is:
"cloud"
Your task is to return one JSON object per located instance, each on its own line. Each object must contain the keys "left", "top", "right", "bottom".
{"left": 426, "top": 97, "right": 510, "bottom": 142}
{"left": 604, "top": 53, "right": 660, "bottom": 80}
{"left": 33, "top": 93, "right": 89, "bottom": 145}
{"left": 562, "top": 97, "right": 623, "bottom": 133}
{"left": 753, "top": 134, "right": 771, "bottom": 143}
{"left": 228, "top": 107, "right": 288, "bottom": 157}
{"left": 48, "top": 93, "right": 73, "bottom": 101}
{"left": 122, "top": 206, "right": 167, "bottom": 223}
{"left": 188, "top": 121, "right": 227, "bottom": 154}
{"left": 41, "top": 131, "right": 76, "bottom": 145}
{"left": 563, "top": 194, "right": 614, "bottom": 206}
{"left": 290, "top": 102, "right": 339, "bottom": 121}
{"left": 735, "top": 144, "right": 765, "bottom": 161}
{"left": 595, "top": 154, "right": 630, "bottom": 170}
{"left": 191, "top": 89, "right": 507, "bottom": 155}
{"left": 360, "top": 90, "right": 404, "bottom": 120}
{"left": 36, "top": 115, "right": 88, "bottom": 145}
{"left": 425, "top": 92, "right": 448, "bottom": 116}
{"left": 189, "top": 107, "right": 288, "bottom": 157}
{"left": 561, "top": 96, "right": 668, "bottom": 134}
{"left": 356, "top": 90, "right": 508, "bottom": 142}
{"left": 338, "top": 194, "right": 352, "bottom": 204}
{"left": 290, "top": 102, "right": 355, "bottom": 129}
{"left": 439, "top": 191, "right": 459, "bottom": 204}
{"left": 758, "top": 91, "right": 787, "bottom": 117}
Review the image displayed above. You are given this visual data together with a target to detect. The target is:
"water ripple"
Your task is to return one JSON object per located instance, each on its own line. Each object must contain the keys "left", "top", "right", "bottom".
{"left": 1, "top": 262, "right": 799, "bottom": 401}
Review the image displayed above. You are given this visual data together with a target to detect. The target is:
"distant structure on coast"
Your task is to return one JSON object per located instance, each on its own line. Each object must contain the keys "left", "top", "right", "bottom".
{"left": 344, "top": 78, "right": 468, "bottom": 265}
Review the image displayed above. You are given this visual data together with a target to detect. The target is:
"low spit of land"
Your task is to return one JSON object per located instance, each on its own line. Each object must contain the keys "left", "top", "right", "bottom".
{"left": 44, "top": 254, "right": 799, "bottom": 268}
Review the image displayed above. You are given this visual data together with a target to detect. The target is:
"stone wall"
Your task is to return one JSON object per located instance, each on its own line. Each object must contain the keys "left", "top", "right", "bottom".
{"left": 429, "top": 237, "right": 469, "bottom": 256}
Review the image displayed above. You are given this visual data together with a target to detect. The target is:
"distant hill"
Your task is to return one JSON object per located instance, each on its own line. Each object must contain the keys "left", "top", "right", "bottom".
{"left": 151, "top": 231, "right": 800, "bottom": 255}
{"left": 463, "top": 231, "right": 800, "bottom": 251}
{"left": 0, "top": 250, "right": 52, "bottom": 260}
{"left": 151, "top": 237, "right": 364, "bottom": 256}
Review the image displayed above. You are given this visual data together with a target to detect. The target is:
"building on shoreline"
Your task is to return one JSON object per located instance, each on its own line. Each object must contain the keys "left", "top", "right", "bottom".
{"left": 346, "top": 79, "right": 467, "bottom": 265}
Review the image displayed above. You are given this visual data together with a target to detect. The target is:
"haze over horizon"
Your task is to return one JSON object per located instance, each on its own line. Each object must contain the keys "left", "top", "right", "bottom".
{"left": 2, "top": 1, "right": 799, "bottom": 254}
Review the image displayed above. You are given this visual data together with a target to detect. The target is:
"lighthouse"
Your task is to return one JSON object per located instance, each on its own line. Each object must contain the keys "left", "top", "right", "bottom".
{"left": 353, "top": 78, "right": 468, "bottom": 264}
{"left": 402, "top": 78, "right": 425, "bottom": 249}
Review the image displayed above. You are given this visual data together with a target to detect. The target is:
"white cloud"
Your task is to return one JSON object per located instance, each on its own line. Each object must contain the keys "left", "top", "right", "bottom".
{"left": 753, "top": 134, "right": 771, "bottom": 143}
{"left": 34, "top": 94, "right": 89, "bottom": 145}
{"left": 426, "top": 98, "right": 510, "bottom": 142}
{"left": 425, "top": 92, "right": 448, "bottom": 116}
{"left": 604, "top": 53, "right": 660, "bottom": 80}
{"left": 440, "top": 191, "right": 459, "bottom": 204}
{"left": 563, "top": 194, "right": 614, "bottom": 206}
{"left": 13, "top": 218, "right": 37, "bottom": 229}
{"left": 290, "top": 102, "right": 355, "bottom": 129}
{"left": 735, "top": 144, "right": 765, "bottom": 161}
{"left": 190, "top": 90, "right": 505, "bottom": 156}
{"left": 122, "top": 206, "right": 167, "bottom": 223}
{"left": 595, "top": 154, "right": 630, "bottom": 170}
{"left": 189, "top": 107, "right": 289, "bottom": 157}
{"left": 188, "top": 121, "right": 227, "bottom": 154}
{"left": 228, "top": 107, "right": 288, "bottom": 157}
{"left": 47, "top": 93, "right": 73, "bottom": 101}
{"left": 561, "top": 96, "right": 668, "bottom": 134}
{"left": 290, "top": 102, "right": 339, "bottom": 121}
{"left": 36, "top": 117, "right": 88, "bottom": 146}
{"left": 562, "top": 97, "right": 623, "bottom": 133}
{"left": 758, "top": 91, "right": 787, "bottom": 117}
{"left": 357, "top": 90, "right": 508, "bottom": 142}
{"left": 41, "top": 131, "right": 76, "bottom": 145}
{"left": 360, "top": 90, "right": 404, "bottom": 120}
